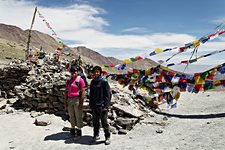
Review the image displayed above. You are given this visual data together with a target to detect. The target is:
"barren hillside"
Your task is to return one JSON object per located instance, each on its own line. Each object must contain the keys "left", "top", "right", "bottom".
{"left": 0, "top": 23, "right": 158, "bottom": 69}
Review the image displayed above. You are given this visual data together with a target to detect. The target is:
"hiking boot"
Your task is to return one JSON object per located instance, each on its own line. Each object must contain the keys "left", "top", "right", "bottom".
{"left": 70, "top": 128, "right": 76, "bottom": 136}
{"left": 76, "top": 129, "right": 82, "bottom": 136}
{"left": 105, "top": 137, "right": 110, "bottom": 145}
{"left": 74, "top": 129, "right": 82, "bottom": 141}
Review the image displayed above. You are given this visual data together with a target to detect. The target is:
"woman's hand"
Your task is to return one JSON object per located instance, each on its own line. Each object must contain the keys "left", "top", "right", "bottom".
{"left": 64, "top": 101, "right": 68, "bottom": 109}
{"left": 78, "top": 104, "right": 83, "bottom": 110}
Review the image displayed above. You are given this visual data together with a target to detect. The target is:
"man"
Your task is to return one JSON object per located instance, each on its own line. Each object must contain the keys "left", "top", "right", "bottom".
{"left": 89, "top": 66, "right": 111, "bottom": 145}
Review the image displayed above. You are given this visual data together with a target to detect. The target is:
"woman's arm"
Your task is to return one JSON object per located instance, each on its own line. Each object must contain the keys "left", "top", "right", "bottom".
{"left": 64, "top": 90, "right": 68, "bottom": 109}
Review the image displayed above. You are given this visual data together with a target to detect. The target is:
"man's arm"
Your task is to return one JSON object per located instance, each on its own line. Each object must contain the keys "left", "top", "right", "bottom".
{"left": 103, "top": 80, "right": 111, "bottom": 109}
{"left": 89, "top": 81, "right": 94, "bottom": 108}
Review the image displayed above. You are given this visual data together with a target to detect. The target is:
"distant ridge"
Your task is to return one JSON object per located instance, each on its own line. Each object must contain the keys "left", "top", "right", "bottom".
{"left": 0, "top": 23, "right": 158, "bottom": 69}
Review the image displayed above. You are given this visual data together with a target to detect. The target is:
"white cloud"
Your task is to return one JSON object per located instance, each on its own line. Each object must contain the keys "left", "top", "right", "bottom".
{"left": 0, "top": 0, "right": 224, "bottom": 68}
{"left": 218, "top": 36, "right": 225, "bottom": 41}
{"left": 0, "top": 0, "right": 108, "bottom": 33}
{"left": 69, "top": 31, "right": 195, "bottom": 50}
{"left": 212, "top": 17, "right": 225, "bottom": 24}
{"left": 122, "top": 27, "right": 149, "bottom": 33}
{"left": 0, "top": 0, "right": 35, "bottom": 29}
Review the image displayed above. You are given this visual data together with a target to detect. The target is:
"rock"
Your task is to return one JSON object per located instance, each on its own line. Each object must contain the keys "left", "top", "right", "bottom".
{"left": 112, "top": 104, "right": 144, "bottom": 118}
{"left": 114, "top": 124, "right": 123, "bottom": 130}
{"left": 16, "top": 92, "right": 25, "bottom": 100}
{"left": 7, "top": 91, "right": 15, "bottom": 98}
{"left": 156, "top": 128, "right": 163, "bottom": 134}
{"left": 115, "top": 117, "right": 138, "bottom": 126}
{"left": 30, "top": 111, "right": 43, "bottom": 118}
{"left": 112, "top": 110, "right": 117, "bottom": 119}
{"left": 34, "top": 119, "right": 50, "bottom": 126}
{"left": 62, "top": 126, "right": 71, "bottom": 131}
{"left": 9, "top": 146, "right": 15, "bottom": 149}
{"left": 6, "top": 107, "right": 14, "bottom": 114}
{"left": 1, "top": 91, "right": 7, "bottom": 98}
{"left": 85, "top": 112, "right": 92, "bottom": 122}
{"left": 163, "top": 116, "right": 168, "bottom": 121}
{"left": 0, "top": 104, "right": 6, "bottom": 110}
{"left": 6, "top": 98, "right": 18, "bottom": 104}
{"left": 24, "top": 108, "right": 31, "bottom": 112}
{"left": 23, "top": 89, "right": 33, "bottom": 98}
{"left": 37, "top": 103, "right": 48, "bottom": 109}
{"left": 83, "top": 101, "right": 90, "bottom": 110}
{"left": 118, "top": 129, "right": 128, "bottom": 135}
{"left": 109, "top": 126, "right": 117, "bottom": 134}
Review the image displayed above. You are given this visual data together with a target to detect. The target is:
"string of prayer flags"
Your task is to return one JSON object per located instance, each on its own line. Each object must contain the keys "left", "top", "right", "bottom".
{"left": 148, "top": 29, "right": 225, "bottom": 57}
{"left": 37, "top": 10, "right": 61, "bottom": 42}
{"left": 166, "top": 49, "right": 225, "bottom": 67}
{"left": 37, "top": 9, "right": 72, "bottom": 53}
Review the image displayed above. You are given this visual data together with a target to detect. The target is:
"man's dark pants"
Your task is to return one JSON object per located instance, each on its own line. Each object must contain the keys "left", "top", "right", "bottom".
{"left": 92, "top": 107, "right": 110, "bottom": 138}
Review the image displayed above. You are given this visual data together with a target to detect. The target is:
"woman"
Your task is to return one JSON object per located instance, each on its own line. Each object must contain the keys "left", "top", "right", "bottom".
{"left": 65, "top": 65, "right": 85, "bottom": 139}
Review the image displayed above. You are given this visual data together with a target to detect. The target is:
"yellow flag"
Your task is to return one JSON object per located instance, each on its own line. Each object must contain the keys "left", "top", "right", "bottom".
{"left": 209, "top": 68, "right": 217, "bottom": 74}
{"left": 197, "top": 56, "right": 204, "bottom": 60}
{"left": 145, "top": 68, "right": 151, "bottom": 75}
{"left": 195, "top": 75, "right": 205, "bottom": 84}
{"left": 102, "top": 66, "right": 105, "bottom": 69}
{"left": 155, "top": 48, "right": 163, "bottom": 53}
{"left": 142, "top": 86, "right": 147, "bottom": 91}
{"left": 213, "top": 80, "right": 221, "bottom": 85}
{"left": 123, "top": 59, "right": 132, "bottom": 64}
{"left": 174, "top": 92, "right": 180, "bottom": 100}
{"left": 147, "top": 97, "right": 152, "bottom": 102}
{"left": 193, "top": 40, "right": 200, "bottom": 47}
{"left": 160, "top": 65, "right": 169, "bottom": 71}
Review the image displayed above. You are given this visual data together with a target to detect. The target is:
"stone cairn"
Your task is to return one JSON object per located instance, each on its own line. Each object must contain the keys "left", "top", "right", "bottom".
{"left": 0, "top": 56, "right": 150, "bottom": 135}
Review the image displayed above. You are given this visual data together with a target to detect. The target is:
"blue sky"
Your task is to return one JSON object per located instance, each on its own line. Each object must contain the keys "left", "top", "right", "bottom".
{"left": 0, "top": 0, "right": 225, "bottom": 73}
{"left": 34, "top": 0, "right": 225, "bottom": 34}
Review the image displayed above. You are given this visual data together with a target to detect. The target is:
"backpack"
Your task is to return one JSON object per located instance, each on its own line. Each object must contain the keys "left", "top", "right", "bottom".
{"left": 74, "top": 75, "right": 82, "bottom": 88}
{"left": 78, "top": 73, "right": 88, "bottom": 88}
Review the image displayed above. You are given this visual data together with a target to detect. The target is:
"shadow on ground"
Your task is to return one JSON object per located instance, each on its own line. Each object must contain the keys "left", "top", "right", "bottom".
{"left": 154, "top": 110, "right": 225, "bottom": 119}
{"left": 44, "top": 132, "right": 104, "bottom": 145}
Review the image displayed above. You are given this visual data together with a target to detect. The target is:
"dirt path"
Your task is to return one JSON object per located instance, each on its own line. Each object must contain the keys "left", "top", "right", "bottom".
{"left": 0, "top": 91, "right": 225, "bottom": 150}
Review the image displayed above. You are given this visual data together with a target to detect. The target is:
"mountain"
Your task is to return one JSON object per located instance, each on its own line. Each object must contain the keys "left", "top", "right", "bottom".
{"left": 0, "top": 23, "right": 60, "bottom": 51}
{"left": 0, "top": 24, "right": 27, "bottom": 44}
{"left": 73, "top": 46, "right": 158, "bottom": 70}
{"left": 0, "top": 23, "right": 158, "bottom": 69}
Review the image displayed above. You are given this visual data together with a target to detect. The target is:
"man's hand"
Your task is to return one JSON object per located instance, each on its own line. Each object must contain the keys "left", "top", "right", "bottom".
{"left": 101, "top": 108, "right": 108, "bottom": 112}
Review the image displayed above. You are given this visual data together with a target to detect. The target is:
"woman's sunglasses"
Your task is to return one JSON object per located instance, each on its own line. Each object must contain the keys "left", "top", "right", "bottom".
{"left": 70, "top": 68, "right": 78, "bottom": 72}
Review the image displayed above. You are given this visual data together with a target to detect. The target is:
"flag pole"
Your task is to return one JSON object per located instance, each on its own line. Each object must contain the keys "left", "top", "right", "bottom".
{"left": 26, "top": 7, "right": 37, "bottom": 60}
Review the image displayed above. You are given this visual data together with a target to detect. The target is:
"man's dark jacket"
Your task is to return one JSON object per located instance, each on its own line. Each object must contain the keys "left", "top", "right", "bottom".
{"left": 89, "top": 78, "right": 111, "bottom": 109}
